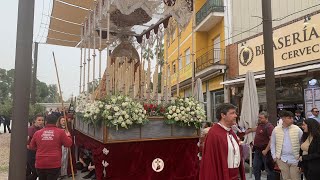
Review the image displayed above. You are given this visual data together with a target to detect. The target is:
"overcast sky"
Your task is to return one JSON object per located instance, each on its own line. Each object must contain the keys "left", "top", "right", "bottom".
{"left": 0, "top": 0, "right": 107, "bottom": 99}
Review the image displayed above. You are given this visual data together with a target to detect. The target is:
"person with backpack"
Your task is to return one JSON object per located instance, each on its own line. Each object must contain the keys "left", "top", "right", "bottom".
{"left": 246, "top": 111, "right": 275, "bottom": 180}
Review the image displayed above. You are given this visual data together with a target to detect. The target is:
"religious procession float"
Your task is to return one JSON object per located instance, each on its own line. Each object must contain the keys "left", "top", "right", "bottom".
{"left": 48, "top": 0, "right": 206, "bottom": 179}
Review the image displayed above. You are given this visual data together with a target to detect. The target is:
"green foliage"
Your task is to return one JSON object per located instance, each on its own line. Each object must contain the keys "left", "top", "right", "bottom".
{"left": 0, "top": 68, "right": 14, "bottom": 101}
{"left": 29, "top": 104, "right": 46, "bottom": 122}
{"left": 45, "top": 84, "right": 59, "bottom": 103}
{"left": 142, "top": 47, "right": 154, "bottom": 61}
{"left": 0, "top": 99, "right": 13, "bottom": 118}
{"left": 0, "top": 68, "right": 59, "bottom": 103}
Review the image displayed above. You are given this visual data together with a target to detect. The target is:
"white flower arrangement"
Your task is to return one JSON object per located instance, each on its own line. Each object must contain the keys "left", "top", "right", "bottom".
{"left": 83, "top": 100, "right": 105, "bottom": 125}
{"left": 164, "top": 97, "right": 206, "bottom": 129}
{"left": 75, "top": 92, "right": 91, "bottom": 113}
{"left": 102, "top": 95, "right": 148, "bottom": 130}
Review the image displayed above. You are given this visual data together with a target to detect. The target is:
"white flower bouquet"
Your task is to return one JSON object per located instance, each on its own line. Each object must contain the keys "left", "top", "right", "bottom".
{"left": 164, "top": 97, "right": 206, "bottom": 129}
{"left": 82, "top": 100, "right": 105, "bottom": 125}
{"left": 75, "top": 92, "right": 91, "bottom": 113}
{"left": 102, "top": 95, "right": 148, "bottom": 130}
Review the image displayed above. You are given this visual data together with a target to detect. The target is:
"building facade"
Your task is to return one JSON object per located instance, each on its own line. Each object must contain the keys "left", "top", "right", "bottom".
{"left": 224, "top": 9, "right": 320, "bottom": 117}
{"left": 164, "top": 0, "right": 227, "bottom": 121}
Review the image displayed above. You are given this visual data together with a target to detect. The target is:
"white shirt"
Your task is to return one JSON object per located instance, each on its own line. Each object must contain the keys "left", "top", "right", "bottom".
{"left": 309, "top": 115, "right": 320, "bottom": 123}
{"left": 277, "top": 118, "right": 283, "bottom": 126}
{"left": 218, "top": 123, "right": 241, "bottom": 168}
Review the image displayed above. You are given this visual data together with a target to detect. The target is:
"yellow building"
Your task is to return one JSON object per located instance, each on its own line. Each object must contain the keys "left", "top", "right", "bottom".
{"left": 164, "top": 0, "right": 227, "bottom": 121}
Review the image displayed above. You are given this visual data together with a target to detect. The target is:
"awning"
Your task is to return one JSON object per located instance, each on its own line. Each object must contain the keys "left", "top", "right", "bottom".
{"left": 46, "top": 0, "right": 95, "bottom": 47}
{"left": 221, "top": 63, "right": 320, "bottom": 85}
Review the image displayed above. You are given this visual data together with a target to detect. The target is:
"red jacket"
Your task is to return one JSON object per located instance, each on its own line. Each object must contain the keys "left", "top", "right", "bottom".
{"left": 30, "top": 124, "right": 72, "bottom": 169}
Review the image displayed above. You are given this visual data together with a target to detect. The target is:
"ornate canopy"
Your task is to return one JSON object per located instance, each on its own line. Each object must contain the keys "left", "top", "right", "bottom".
{"left": 46, "top": 0, "right": 193, "bottom": 48}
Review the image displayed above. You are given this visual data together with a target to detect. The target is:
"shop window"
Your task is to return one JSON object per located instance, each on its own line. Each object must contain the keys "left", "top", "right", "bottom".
{"left": 203, "top": 92, "right": 207, "bottom": 116}
{"left": 211, "top": 90, "right": 224, "bottom": 121}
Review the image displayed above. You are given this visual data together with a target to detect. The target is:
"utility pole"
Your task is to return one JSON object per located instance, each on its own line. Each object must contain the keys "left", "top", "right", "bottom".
{"left": 262, "top": 0, "right": 277, "bottom": 125}
{"left": 9, "top": 0, "right": 35, "bottom": 179}
{"left": 31, "top": 42, "right": 38, "bottom": 104}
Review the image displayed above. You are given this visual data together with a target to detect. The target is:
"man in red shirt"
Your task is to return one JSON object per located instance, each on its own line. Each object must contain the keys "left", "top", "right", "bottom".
{"left": 246, "top": 111, "right": 275, "bottom": 180}
{"left": 27, "top": 114, "right": 44, "bottom": 180}
{"left": 30, "top": 114, "right": 72, "bottom": 180}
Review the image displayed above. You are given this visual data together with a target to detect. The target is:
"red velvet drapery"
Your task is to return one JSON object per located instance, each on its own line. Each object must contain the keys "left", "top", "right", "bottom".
{"left": 75, "top": 131, "right": 199, "bottom": 180}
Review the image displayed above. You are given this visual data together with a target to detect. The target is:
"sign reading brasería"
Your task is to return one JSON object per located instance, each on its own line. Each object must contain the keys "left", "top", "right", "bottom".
{"left": 238, "top": 11, "right": 320, "bottom": 75}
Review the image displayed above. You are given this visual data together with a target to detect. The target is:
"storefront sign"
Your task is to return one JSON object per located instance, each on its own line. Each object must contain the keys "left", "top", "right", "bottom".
{"left": 238, "top": 12, "right": 320, "bottom": 75}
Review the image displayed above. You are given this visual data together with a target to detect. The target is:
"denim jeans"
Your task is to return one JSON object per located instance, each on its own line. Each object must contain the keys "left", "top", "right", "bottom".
{"left": 253, "top": 150, "right": 275, "bottom": 180}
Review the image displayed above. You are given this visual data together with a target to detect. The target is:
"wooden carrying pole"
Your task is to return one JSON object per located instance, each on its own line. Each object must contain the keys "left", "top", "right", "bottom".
{"left": 52, "top": 52, "right": 75, "bottom": 180}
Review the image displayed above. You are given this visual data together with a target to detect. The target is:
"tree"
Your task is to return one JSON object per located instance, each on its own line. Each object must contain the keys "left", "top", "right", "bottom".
{"left": 36, "top": 80, "right": 49, "bottom": 102}
{"left": 0, "top": 68, "right": 59, "bottom": 103}
{"left": 46, "top": 84, "right": 59, "bottom": 103}
{"left": 0, "top": 99, "right": 13, "bottom": 118}
{"left": 155, "top": 41, "right": 164, "bottom": 93}
{"left": 0, "top": 68, "right": 14, "bottom": 101}
{"left": 29, "top": 103, "right": 46, "bottom": 122}
{"left": 142, "top": 47, "right": 154, "bottom": 61}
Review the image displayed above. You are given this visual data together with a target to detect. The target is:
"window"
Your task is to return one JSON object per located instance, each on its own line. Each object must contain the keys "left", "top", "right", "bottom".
{"left": 211, "top": 91, "right": 224, "bottom": 121}
{"left": 213, "top": 36, "right": 221, "bottom": 63}
{"left": 178, "top": 56, "right": 182, "bottom": 70}
{"left": 172, "top": 62, "right": 176, "bottom": 73}
{"left": 185, "top": 48, "right": 191, "bottom": 65}
{"left": 184, "top": 88, "right": 191, "bottom": 97}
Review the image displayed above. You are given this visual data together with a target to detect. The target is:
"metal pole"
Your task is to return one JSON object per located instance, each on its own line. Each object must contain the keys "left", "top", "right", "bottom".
{"left": 165, "top": 34, "right": 169, "bottom": 102}
{"left": 98, "top": 0, "right": 102, "bottom": 80}
{"left": 87, "top": 42, "right": 91, "bottom": 92}
{"left": 31, "top": 42, "right": 38, "bottom": 104}
{"left": 176, "top": 28, "right": 180, "bottom": 97}
{"left": 262, "top": 0, "right": 277, "bottom": 124}
{"left": 191, "top": 0, "right": 195, "bottom": 95}
{"left": 79, "top": 47, "right": 83, "bottom": 94}
{"left": 9, "top": 0, "right": 35, "bottom": 179}
{"left": 92, "top": 4, "right": 97, "bottom": 93}
{"left": 83, "top": 44, "right": 87, "bottom": 92}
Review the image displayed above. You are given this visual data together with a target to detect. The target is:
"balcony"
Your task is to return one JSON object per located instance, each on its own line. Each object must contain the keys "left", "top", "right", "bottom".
{"left": 195, "top": 48, "right": 226, "bottom": 75}
{"left": 195, "top": 0, "right": 224, "bottom": 32}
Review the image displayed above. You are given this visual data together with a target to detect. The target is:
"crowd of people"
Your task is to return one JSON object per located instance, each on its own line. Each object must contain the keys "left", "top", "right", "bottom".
{"left": 26, "top": 112, "right": 95, "bottom": 180}
{"left": 200, "top": 103, "right": 320, "bottom": 180}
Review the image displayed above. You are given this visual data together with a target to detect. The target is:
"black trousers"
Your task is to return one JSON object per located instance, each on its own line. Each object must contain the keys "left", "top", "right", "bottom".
{"left": 26, "top": 150, "right": 37, "bottom": 180}
{"left": 36, "top": 168, "right": 61, "bottom": 180}
{"left": 3, "top": 120, "right": 11, "bottom": 133}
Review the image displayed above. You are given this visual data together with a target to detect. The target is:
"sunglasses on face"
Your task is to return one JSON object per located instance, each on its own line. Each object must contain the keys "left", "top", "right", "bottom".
{"left": 313, "top": 111, "right": 319, "bottom": 113}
